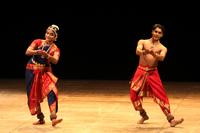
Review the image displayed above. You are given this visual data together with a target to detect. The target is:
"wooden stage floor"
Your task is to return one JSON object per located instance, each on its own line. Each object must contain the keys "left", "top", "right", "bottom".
{"left": 0, "top": 79, "right": 199, "bottom": 133}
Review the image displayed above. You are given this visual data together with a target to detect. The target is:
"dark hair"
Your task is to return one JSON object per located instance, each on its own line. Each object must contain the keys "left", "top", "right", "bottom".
{"left": 152, "top": 24, "right": 165, "bottom": 35}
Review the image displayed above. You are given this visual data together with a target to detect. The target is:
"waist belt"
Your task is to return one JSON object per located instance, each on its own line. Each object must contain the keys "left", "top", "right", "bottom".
{"left": 138, "top": 65, "right": 156, "bottom": 71}
{"left": 26, "top": 63, "right": 49, "bottom": 71}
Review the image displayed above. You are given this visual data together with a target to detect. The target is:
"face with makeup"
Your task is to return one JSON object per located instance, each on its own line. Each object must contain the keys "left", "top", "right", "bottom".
{"left": 45, "top": 25, "right": 59, "bottom": 43}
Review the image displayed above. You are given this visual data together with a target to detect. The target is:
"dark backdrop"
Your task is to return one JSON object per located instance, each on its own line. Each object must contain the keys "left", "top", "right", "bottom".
{"left": 0, "top": 8, "right": 199, "bottom": 81}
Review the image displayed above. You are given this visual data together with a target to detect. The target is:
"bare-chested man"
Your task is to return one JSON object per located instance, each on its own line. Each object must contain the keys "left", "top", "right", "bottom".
{"left": 129, "top": 24, "right": 184, "bottom": 127}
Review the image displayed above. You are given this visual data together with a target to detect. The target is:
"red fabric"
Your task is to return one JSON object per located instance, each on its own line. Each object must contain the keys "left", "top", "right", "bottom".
{"left": 130, "top": 65, "right": 171, "bottom": 115}
{"left": 29, "top": 70, "right": 43, "bottom": 115}
{"left": 33, "top": 39, "right": 42, "bottom": 47}
{"left": 29, "top": 70, "right": 58, "bottom": 115}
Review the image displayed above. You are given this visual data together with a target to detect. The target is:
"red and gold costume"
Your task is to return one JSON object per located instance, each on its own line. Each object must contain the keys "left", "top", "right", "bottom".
{"left": 130, "top": 65, "right": 171, "bottom": 116}
{"left": 25, "top": 39, "right": 60, "bottom": 115}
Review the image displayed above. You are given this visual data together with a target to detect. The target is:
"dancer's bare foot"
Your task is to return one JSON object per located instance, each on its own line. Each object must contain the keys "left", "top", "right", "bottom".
{"left": 33, "top": 119, "right": 45, "bottom": 125}
{"left": 52, "top": 118, "right": 63, "bottom": 126}
{"left": 170, "top": 118, "right": 184, "bottom": 127}
{"left": 137, "top": 115, "right": 149, "bottom": 124}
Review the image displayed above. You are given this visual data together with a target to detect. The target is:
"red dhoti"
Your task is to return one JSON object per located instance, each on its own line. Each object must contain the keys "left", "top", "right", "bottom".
{"left": 130, "top": 65, "right": 171, "bottom": 116}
